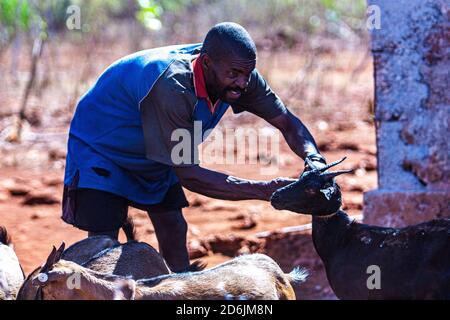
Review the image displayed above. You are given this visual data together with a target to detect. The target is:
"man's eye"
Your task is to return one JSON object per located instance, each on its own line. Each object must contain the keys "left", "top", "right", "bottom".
{"left": 228, "top": 71, "right": 238, "bottom": 78}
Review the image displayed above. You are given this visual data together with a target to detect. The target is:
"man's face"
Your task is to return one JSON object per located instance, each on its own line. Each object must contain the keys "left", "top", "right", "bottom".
{"left": 202, "top": 54, "right": 255, "bottom": 104}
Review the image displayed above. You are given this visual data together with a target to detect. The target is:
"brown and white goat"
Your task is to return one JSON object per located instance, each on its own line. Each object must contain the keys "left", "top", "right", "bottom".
{"left": 0, "top": 226, "right": 25, "bottom": 300}
{"left": 271, "top": 157, "right": 450, "bottom": 299}
{"left": 17, "top": 217, "right": 206, "bottom": 299}
{"left": 17, "top": 218, "right": 171, "bottom": 300}
{"left": 29, "top": 243, "right": 308, "bottom": 300}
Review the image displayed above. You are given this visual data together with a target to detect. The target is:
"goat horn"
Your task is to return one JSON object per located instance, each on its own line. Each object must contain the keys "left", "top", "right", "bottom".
{"left": 320, "top": 169, "right": 353, "bottom": 180}
{"left": 318, "top": 157, "right": 347, "bottom": 172}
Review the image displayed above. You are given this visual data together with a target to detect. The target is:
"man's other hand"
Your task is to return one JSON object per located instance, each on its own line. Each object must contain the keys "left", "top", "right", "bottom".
{"left": 263, "top": 177, "right": 297, "bottom": 201}
{"left": 304, "top": 153, "right": 327, "bottom": 171}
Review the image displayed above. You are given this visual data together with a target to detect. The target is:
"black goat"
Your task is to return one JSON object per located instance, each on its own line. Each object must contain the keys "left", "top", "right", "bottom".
{"left": 271, "top": 158, "right": 450, "bottom": 300}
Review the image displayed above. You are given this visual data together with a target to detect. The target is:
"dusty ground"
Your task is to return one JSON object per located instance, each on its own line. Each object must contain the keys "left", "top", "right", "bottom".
{"left": 0, "top": 36, "right": 375, "bottom": 299}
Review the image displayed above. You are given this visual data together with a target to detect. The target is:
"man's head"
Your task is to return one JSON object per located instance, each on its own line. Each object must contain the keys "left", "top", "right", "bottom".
{"left": 200, "top": 22, "right": 257, "bottom": 104}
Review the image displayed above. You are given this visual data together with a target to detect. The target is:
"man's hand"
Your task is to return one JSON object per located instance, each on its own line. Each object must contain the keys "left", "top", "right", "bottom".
{"left": 306, "top": 160, "right": 327, "bottom": 171}
{"left": 304, "top": 153, "right": 327, "bottom": 172}
{"left": 262, "top": 177, "right": 297, "bottom": 201}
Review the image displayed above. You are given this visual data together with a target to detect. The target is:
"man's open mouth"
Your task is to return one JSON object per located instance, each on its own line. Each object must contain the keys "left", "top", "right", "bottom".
{"left": 227, "top": 89, "right": 242, "bottom": 99}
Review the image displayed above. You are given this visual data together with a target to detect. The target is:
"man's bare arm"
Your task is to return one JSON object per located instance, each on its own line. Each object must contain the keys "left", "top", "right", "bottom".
{"left": 267, "top": 109, "right": 319, "bottom": 159}
{"left": 174, "top": 165, "right": 294, "bottom": 201}
{"left": 267, "top": 109, "right": 326, "bottom": 167}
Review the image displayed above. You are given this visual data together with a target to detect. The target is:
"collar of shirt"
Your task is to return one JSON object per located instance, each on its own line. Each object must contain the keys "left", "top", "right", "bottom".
{"left": 192, "top": 56, "right": 220, "bottom": 113}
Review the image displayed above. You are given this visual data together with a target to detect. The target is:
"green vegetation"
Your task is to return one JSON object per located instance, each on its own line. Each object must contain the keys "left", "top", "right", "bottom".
{"left": 1, "top": 0, "right": 368, "bottom": 50}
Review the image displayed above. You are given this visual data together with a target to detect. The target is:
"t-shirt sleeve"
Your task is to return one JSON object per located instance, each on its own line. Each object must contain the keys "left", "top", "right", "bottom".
{"left": 140, "top": 77, "right": 199, "bottom": 167}
{"left": 231, "top": 69, "right": 286, "bottom": 120}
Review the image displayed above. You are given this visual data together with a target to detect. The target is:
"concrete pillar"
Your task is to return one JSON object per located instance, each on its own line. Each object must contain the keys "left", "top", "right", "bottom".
{"left": 363, "top": 0, "right": 449, "bottom": 227}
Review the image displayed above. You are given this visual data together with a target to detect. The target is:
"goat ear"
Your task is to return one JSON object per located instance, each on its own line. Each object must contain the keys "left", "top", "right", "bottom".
{"left": 41, "top": 246, "right": 57, "bottom": 273}
{"left": 54, "top": 242, "right": 66, "bottom": 263}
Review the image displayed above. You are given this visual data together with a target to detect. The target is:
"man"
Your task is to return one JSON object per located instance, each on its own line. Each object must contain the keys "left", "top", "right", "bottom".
{"left": 62, "top": 22, "right": 327, "bottom": 272}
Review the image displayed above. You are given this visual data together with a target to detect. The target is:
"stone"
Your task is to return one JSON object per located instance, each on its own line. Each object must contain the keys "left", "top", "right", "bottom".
{"left": 30, "top": 211, "right": 48, "bottom": 220}
{"left": 8, "top": 186, "right": 31, "bottom": 197}
{"left": 0, "top": 179, "right": 16, "bottom": 190}
{"left": 188, "top": 225, "right": 201, "bottom": 237}
{"left": 188, "top": 240, "right": 209, "bottom": 259}
{"left": 48, "top": 149, "right": 66, "bottom": 160}
{"left": 42, "top": 177, "right": 62, "bottom": 187}
{"left": 22, "top": 191, "right": 60, "bottom": 206}
{"left": 203, "top": 201, "right": 239, "bottom": 212}
{"left": 357, "top": 157, "right": 377, "bottom": 171}
{"left": 364, "top": 190, "right": 450, "bottom": 227}
{"left": 0, "top": 192, "right": 9, "bottom": 202}
{"left": 364, "top": 0, "right": 449, "bottom": 226}
{"left": 232, "top": 216, "right": 257, "bottom": 230}
{"left": 337, "top": 142, "right": 360, "bottom": 151}
{"left": 205, "top": 235, "right": 245, "bottom": 257}
{"left": 205, "top": 235, "right": 262, "bottom": 257}
{"left": 188, "top": 195, "right": 204, "bottom": 207}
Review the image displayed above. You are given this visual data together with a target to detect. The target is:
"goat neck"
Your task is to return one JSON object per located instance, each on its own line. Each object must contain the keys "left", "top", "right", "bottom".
{"left": 312, "top": 210, "right": 354, "bottom": 259}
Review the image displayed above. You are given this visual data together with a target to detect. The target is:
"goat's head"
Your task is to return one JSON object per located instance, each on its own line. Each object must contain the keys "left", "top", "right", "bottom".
{"left": 29, "top": 243, "right": 93, "bottom": 299}
{"left": 17, "top": 243, "right": 66, "bottom": 300}
{"left": 25, "top": 242, "right": 135, "bottom": 300}
{"left": 25, "top": 243, "right": 66, "bottom": 299}
{"left": 270, "top": 157, "right": 352, "bottom": 216}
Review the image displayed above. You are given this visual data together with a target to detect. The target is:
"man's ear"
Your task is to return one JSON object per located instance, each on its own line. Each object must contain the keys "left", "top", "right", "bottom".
{"left": 202, "top": 54, "right": 211, "bottom": 70}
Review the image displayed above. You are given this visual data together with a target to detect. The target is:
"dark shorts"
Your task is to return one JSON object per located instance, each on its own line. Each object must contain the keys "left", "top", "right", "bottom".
{"left": 62, "top": 181, "right": 189, "bottom": 233}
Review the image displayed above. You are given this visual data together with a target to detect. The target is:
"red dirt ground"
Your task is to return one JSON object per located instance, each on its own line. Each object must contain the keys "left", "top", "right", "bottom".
{"left": 0, "top": 127, "right": 376, "bottom": 299}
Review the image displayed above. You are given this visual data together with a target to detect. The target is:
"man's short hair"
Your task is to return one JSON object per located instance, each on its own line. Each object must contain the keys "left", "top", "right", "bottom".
{"left": 201, "top": 22, "right": 257, "bottom": 62}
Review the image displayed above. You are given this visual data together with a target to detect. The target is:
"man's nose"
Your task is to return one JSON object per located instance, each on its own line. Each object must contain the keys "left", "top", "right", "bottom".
{"left": 235, "top": 76, "right": 249, "bottom": 90}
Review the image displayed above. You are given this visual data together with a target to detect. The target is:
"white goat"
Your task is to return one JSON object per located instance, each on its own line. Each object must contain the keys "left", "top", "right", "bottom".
{"left": 0, "top": 226, "right": 25, "bottom": 300}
